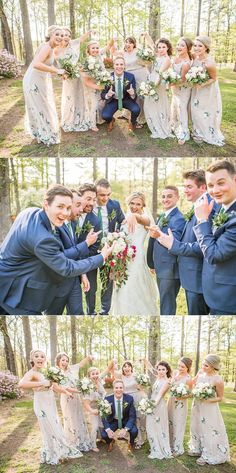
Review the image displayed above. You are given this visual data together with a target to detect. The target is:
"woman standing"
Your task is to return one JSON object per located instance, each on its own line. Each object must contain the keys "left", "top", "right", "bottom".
{"left": 146, "top": 360, "right": 173, "bottom": 459}
{"left": 23, "top": 26, "right": 65, "bottom": 145}
{"left": 83, "top": 366, "right": 106, "bottom": 452}
{"left": 171, "top": 37, "right": 192, "bottom": 144}
{"left": 55, "top": 352, "right": 92, "bottom": 451}
{"left": 18, "top": 350, "right": 83, "bottom": 465}
{"left": 168, "top": 357, "right": 192, "bottom": 455}
{"left": 55, "top": 28, "right": 91, "bottom": 132}
{"left": 189, "top": 354, "right": 230, "bottom": 465}
{"left": 190, "top": 36, "right": 224, "bottom": 146}
{"left": 144, "top": 38, "right": 173, "bottom": 139}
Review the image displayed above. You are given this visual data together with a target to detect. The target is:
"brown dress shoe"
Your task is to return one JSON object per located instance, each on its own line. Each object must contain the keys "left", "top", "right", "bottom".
{"left": 108, "top": 118, "right": 115, "bottom": 132}
{"left": 128, "top": 122, "right": 135, "bottom": 132}
{"left": 127, "top": 443, "right": 134, "bottom": 453}
{"left": 107, "top": 439, "right": 115, "bottom": 452}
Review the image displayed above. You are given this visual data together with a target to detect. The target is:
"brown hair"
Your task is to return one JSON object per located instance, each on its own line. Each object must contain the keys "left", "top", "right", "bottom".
{"left": 156, "top": 38, "right": 173, "bottom": 56}
{"left": 179, "top": 37, "right": 193, "bottom": 59}
{"left": 113, "top": 55, "right": 125, "bottom": 65}
{"left": 156, "top": 360, "right": 172, "bottom": 378}
{"left": 78, "top": 183, "right": 97, "bottom": 196}
{"left": 122, "top": 361, "right": 133, "bottom": 375}
{"left": 163, "top": 185, "right": 179, "bottom": 196}
{"left": 95, "top": 178, "right": 111, "bottom": 188}
{"left": 183, "top": 170, "right": 206, "bottom": 187}
{"left": 207, "top": 160, "right": 236, "bottom": 177}
{"left": 113, "top": 379, "right": 124, "bottom": 387}
{"left": 44, "top": 184, "right": 73, "bottom": 205}
{"left": 125, "top": 36, "right": 137, "bottom": 48}
{"left": 179, "top": 357, "right": 192, "bottom": 373}
{"left": 55, "top": 352, "right": 69, "bottom": 367}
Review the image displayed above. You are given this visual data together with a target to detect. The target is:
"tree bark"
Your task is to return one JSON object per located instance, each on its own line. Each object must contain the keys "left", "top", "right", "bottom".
{"left": 55, "top": 158, "right": 61, "bottom": 183}
{"left": 0, "top": 317, "right": 17, "bottom": 374}
{"left": 47, "top": 0, "right": 55, "bottom": 26}
{"left": 71, "top": 317, "right": 77, "bottom": 364}
{"left": 22, "top": 317, "right": 33, "bottom": 370}
{"left": 10, "top": 158, "right": 21, "bottom": 215}
{"left": 69, "top": 0, "right": 75, "bottom": 38}
{"left": 149, "top": 0, "right": 160, "bottom": 42}
{"left": 49, "top": 316, "right": 58, "bottom": 365}
{"left": 152, "top": 157, "right": 158, "bottom": 220}
{"left": 0, "top": 1, "right": 14, "bottom": 54}
{"left": 180, "top": 0, "right": 185, "bottom": 36}
{"left": 196, "top": 0, "right": 202, "bottom": 35}
{"left": 195, "top": 316, "right": 202, "bottom": 374}
{"left": 19, "top": 0, "right": 33, "bottom": 65}
{"left": 148, "top": 316, "right": 161, "bottom": 365}
{"left": 0, "top": 159, "right": 11, "bottom": 244}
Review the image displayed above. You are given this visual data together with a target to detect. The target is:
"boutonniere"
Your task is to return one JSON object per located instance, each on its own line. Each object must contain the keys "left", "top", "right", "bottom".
{"left": 123, "top": 401, "right": 129, "bottom": 409}
{"left": 75, "top": 221, "right": 94, "bottom": 235}
{"left": 212, "top": 210, "right": 232, "bottom": 229}
{"left": 108, "top": 209, "right": 117, "bottom": 221}
{"left": 75, "top": 222, "right": 82, "bottom": 236}
{"left": 158, "top": 215, "right": 169, "bottom": 227}
{"left": 124, "top": 79, "right": 130, "bottom": 87}
{"left": 184, "top": 207, "right": 195, "bottom": 222}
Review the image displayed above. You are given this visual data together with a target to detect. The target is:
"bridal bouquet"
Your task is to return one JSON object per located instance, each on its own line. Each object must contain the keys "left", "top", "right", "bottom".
{"left": 138, "top": 81, "right": 159, "bottom": 101}
{"left": 41, "top": 367, "right": 66, "bottom": 384}
{"left": 137, "top": 398, "right": 156, "bottom": 415}
{"left": 135, "top": 373, "right": 151, "bottom": 387}
{"left": 100, "top": 231, "right": 136, "bottom": 293}
{"left": 58, "top": 55, "right": 80, "bottom": 79}
{"left": 137, "top": 47, "right": 155, "bottom": 63}
{"left": 170, "top": 383, "right": 191, "bottom": 398}
{"left": 185, "top": 66, "right": 210, "bottom": 85}
{"left": 161, "top": 69, "right": 182, "bottom": 85}
{"left": 97, "top": 399, "right": 112, "bottom": 418}
{"left": 76, "top": 377, "right": 96, "bottom": 395}
{"left": 192, "top": 383, "right": 216, "bottom": 400}
{"left": 82, "top": 56, "right": 113, "bottom": 87}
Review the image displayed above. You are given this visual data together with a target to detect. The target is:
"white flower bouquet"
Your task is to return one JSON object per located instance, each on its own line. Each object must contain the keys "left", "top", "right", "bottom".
{"left": 82, "top": 56, "right": 112, "bottom": 87}
{"left": 185, "top": 66, "right": 210, "bottom": 85}
{"left": 138, "top": 81, "right": 159, "bottom": 100}
{"left": 76, "top": 377, "right": 96, "bottom": 395}
{"left": 170, "top": 383, "right": 191, "bottom": 398}
{"left": 135, "top": 373, "right": 151, "bottom": 387}
{"left": 192, "top": 382, "right": 216, "bottom": 400}
{"left": 137, "top": 398, "right": 156, "bottom": 415}
{"left": 100, "top": 231, "right": 136, "bottom": 293}
{"left": 137, "top": 47, "right": 155, "bottom": 63}
{"left": 97, "top": 399, "right": 112, "bottom": 418}
{"left": 58, "top": 55, "right": 80, "bottom": 79}
{"left": 41, "top": 367, "right": 66, "bottom": 384}
{"left": 161, "top": 69, "right": 182, "bottom": 85}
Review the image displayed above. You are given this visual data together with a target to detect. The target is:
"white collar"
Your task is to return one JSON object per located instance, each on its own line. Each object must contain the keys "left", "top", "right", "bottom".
{"left": 222, "top": 198, "right": 236, "bottom": 211}
{"left": 164, "top": 206, "right": 176, "bottom": 217}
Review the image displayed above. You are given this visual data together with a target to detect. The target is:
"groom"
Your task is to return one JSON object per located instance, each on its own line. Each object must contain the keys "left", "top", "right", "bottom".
{"left": 101, "top": 56, "right": 140, "bottom": 132}
{"left": 101, "top": 379, "right": 138, "bottom": 453}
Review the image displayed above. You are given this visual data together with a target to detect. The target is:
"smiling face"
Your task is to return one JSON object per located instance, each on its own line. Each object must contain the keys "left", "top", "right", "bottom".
{"left": 88, "top": 42, "right": 100, "bottom": 56}
{"left": 156, "top": 42, "right": 168, "bottom": 57}
{"left": 113, "top": 58, "right": 125, "bottom": 76}
{"left": 176, "top": 39, "right": 187, "bottom": 55}
{"left": 128, "top": 197, "right": 143, "bottom": 214}
{"left": 206, "top": 169, "right": 236, "bottom": 205}
{"left": 202, "top": 360, "right": 214, "bottom": 374}
{"left": 63, "top": 29, "right": 71, "bottom": 46}
{"left": 44, "top": 194, "right": 72, "bottom": 226}
{"left": 122, "top": 363, "right": 133, "bottom": 376}
{"left": 58, "top": 355, "right": 69, "bottom": 370}
{"left": 183, "top": 178, "right": 206, "bottom": 202}
{"left": 161, "top": 188, "right": 179, "bottom": 211}
{"left": 96, "top": 185, "right": 111, "bottom": 206}
{"left": 193, "top": 39, "right": 207, "bottom": 56}
{"left": 32, "top": 351, "right": 46, "bottom": 369}
{"left": 178, "top": 360, "right": 188, "bottom": 374}
{"left": 81, "top": 190, "right": 97, "bottom": 213}
{"left": 155, "top": 363, "right": 168, "bottom": 378}
{"left": 89, "top": 368, "right": 100, "bottom": 382}
{"left": 125, "top": 39, "right": 135, "bottom": 52}
{"left": 114, "top": 381, "right": 124, "bottom": 399}
{"left": 50, "top": 29, "right": 64, "bottom": 47}
{"left": 70, "top": 192, "right": 84, "bottom": 220}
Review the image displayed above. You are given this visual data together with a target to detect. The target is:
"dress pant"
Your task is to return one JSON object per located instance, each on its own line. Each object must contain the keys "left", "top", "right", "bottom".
{"left": 100, "top": 279, "right": 113, "bottom": 315}
{"left": 85, "top": 269, "right": 98, "bottom": 315}
{"left": 156, "top": 277, "right": 180, "bottom": 315}
{"left": 102, "top": 98, "right": 140, "bottom": 124}
{"left": 66, "top": 278, "right": 84, "bottom": 315}
{"left": 185, "top": 290, "right": 209, "bottom": 315}
{"left": 101, "top": 419, "right": 138, "bottom": 445}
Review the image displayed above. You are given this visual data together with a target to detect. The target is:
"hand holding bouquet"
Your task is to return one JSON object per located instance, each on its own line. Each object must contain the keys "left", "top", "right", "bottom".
{"left": 185, "top": 66, "right": 210, "bottom": 86}
{"left": 97, "top": 399, "right": 112, "bottom": 418}
{"left": 135, "top": 373, "right": 151, "bottom": 387}
{"left": 41, "top": 366, "right": 66, "bottom": 384}
{"left": 137, "top": 398, "right": 156, "bottom": 415}
{"left": 192, "top": 382, "right": 216, "bottom": 400}
{"left": 76, "top": 377, "right": 96, "bottom": 395}
{"left": 138, "top": 81, "right": 159, "bottom": 101}
{"left": 161, "top": 69, "right": 182, "bottom": 85}
{"left": 58, "top": 55, "right": 80, "bottom": 79}
{"left": 170, "top": 382, "right": 191, "bottom": 398}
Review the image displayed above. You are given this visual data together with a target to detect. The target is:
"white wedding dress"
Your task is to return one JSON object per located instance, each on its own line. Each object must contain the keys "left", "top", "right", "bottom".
{"left": 110, "top": 221, "right": 159, "bottom": 315}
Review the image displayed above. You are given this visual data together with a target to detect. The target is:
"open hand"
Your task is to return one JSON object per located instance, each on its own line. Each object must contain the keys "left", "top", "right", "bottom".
{"left": 194, "top": 195, "right": 214, "bottom": 222}
{"left": 117, "top": 428, "right": 127, "bottom": 439}
{"left": 85, "top": 229, "right": 99, "bottom": 246}
{"left": 81, "top": 274, "right": 90, "bottom": 292}
{"left": 127, "top": 84, "right": 135, "bottom": 97}
{"left": 158, "top": 228, "right": 174, "bottom": 250}
{"left": 147, "top": 225, "right": 161, "bottom": 239}
{"left": 107, "top": 86, "right": 115, "bottom": 98}
{"left": 100, "top": 242, "right": 114, "bottom": 260}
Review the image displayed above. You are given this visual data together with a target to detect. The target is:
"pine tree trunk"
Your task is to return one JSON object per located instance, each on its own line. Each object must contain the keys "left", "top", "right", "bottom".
{"left": 148, "top": 316, "right": 161, "bottom": 365}
{"left": 47, "top": 0, "right": 55, "bottom": 26}
{"left": 71, "top": 317, "right": 77, "bottom": 364}
{"left": 19, "top": 0, "right": 33, "bottom": 65}
{"left": 195, "top": 316, "right": 202, "bottom": 374}
{"left": 0, "top": 1, "right": 14, "bottom": 54}
{"left": 0, "top": 317, "right": 17, "bottom": 374}
{"left": 149, "top": 0, "right": 160, "bottom": 42}
{"left": 0, "top": 159, "right": 11, "bottom": 244}
{"left": 152, "top": 158, "right": 158, "bottom": 220}
{"left": 69, "top": 0, "right": 75, "bottom": 38}
{"left": 22, "top": 317, "right": 33, "bottom": 370}
{"left": 49, "top": 316, "right": 58, "bottom": 365}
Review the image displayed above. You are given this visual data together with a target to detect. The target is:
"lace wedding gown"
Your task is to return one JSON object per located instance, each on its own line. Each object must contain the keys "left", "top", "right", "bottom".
{"left": 111, "top": 222, "right": 159, "bottom": 315}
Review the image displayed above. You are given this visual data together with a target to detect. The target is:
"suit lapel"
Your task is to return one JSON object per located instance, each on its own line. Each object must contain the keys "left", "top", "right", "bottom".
{"left": 39, "top": 210, "right": 54, "bottom": 233}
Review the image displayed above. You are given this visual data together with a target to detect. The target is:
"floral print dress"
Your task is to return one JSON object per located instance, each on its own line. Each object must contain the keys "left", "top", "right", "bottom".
{"left": 189, "top": 374, "right": 230, "bottom": 464}
{"left": 170, "top": 60, "right": 191, "bottom": 141}
{"left": 122, "top": 373, "right": 148, "bottom": 445}
{"left": 167, "top": 374, "right": 191, "bottom": 454}
{"left": 23, "top": 44, "right": 60, "bottom": 145}
{"left": 84, "top": 381, "right": 106, "bottom": 449}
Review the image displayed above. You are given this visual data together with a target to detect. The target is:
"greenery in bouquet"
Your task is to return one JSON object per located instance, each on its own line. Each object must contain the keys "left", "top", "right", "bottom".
{"left": 76, "top": 377, "right": 96, "bottom": 395}
{"left": 137, "top": 398, "right": 156, "bottom": 415}
{"left": 135, "top": 373, "right": 151, "bottom": 387}
{"left": 41, "top": 366, "right": 66, "bottom": 384}
{"left": 97, "top": 398, "right": 112, "bottom": 418}
{"left": 100, "top": 231, "right": 137, "bottom": 294}
{"left": 138, "top": 81, "right": 159, "bottom": 101}
{"left": 161, "top": 69, "right": 182, "bottom": 85}
{"left": 82, "top": 55, "right": 113, "bottom": 87}
{"left": 170, "top": 382, "right": 191, "bottom": 398}
{"left": 0, "top": 49, "right": 21, "bottom": 78}
{"left": 185, "top": 66, "right": 210, "bottom": 85}
{"left": 0, "top": 371, "right": 22, "bottom": 399}
{"left": 192, "top": 382, "right": 216, "bottom": 400}
{"left": 137, "top": 47, "right": 155, "bottom": 63}
{"left": 58, "top": 55, "right": 80, "bottom": 79}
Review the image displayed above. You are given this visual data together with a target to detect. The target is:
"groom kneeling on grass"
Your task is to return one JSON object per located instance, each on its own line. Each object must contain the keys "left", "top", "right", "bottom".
{"left": 101, "top": 379, "right": 138, "bottom": 453}
{"left": 101, "top": 56, "right": 140, "bottom": 132}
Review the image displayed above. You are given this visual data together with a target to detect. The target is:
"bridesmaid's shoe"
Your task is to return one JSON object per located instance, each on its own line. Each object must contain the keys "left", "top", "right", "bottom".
{"left": 92, "top": 447, "right": 99, "bottom": 453}
{"left": 196, "top": 457, "right": 207, "bottom": 466}
{"left": 178, "top": 139, "right": 185, "bottom": 145}
{"left": 91, "top": 127, "right": 99, "bottom": 132}
{"left": 188, "top": 451, "right": 200, "bottom": 457}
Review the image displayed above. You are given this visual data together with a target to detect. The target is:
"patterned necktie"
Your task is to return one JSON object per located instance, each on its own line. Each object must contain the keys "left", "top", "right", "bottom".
{"left": 66, "top": 221, "right": 74, "bottom": 238}
{"left": 220, "top": 207, "right": 226, "bottom": 214}
{"left": 117, "top": 78, "right": 123, "bottom": 111}
{"left": 97, "top": 207, "right": 103, "bottom": 234}
{"left": 117, "top": 399, "right": 122, "bottom": 429}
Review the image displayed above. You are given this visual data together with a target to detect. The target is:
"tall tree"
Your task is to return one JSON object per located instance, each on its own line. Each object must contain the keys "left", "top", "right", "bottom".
{"left": 0, "top": 317, "right": 17, "bottom": 374}
{"left": 0, "top": 160, "right": 11, "bottom": 244}
{"left": 195, "top": 316, "right": 202, "bottom": 374}
{"left": 47, "top": 0, "right": 55, "bottom": 26}
{"left": 0, "top": 0, "right": 14, "bottom": 53}
{"left": 55, "top": 158, "right": 61, "bottom": 183}
{"left": 69, "top": 0, "right": 75, "bottom": 38}
{"left": 22, "top": 317, "right": 32, "bottom": 370}
{"left": 196, "top": 0, "right": 202, "bottom": 35}
{"left": 10, "top": 158, "right": 21, "bottom": 215}
{"left": 49, "top": 316, "right": 58, "bottom": 365}
{"left": 149, "top": 0, "right": 160, "bottom": 42}
{"left": 152, "top": 158, "right": 158, "bottom": 220}
{"left": 180, "top": 0, "right": 185, "bottom": 35}
{"left": 19, "top": 0, "right": 33, "bottom": 64}
{"left": 180, "top": 316, "right": 185, "bottom": 356}
{"left": 71, "top": 317, "right": 77, "bottom": 364}
{"left": 148, "top": 316, "right": 161, "bottom": 365}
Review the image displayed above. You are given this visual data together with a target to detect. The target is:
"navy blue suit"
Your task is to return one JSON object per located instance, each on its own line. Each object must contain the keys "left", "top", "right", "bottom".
{"left": 101, "top": 71, "right": 140, "bottom": 125}
{"left": 100, "top": 199, "right": 125, "bottom": 314}
{"left": 101, "top": 393, "right": 138, "bottom": 445}
{"left": 193, "top": 201, "right": 236, "bottom": 315}
{"left": 147, "top": 207, "right": 185, "bottom": 315}
{"left": 0, "top": 208, "right": 104, "bottom": 315}
{"left": 170, "top": 195, "right": 218, "bottom": 315}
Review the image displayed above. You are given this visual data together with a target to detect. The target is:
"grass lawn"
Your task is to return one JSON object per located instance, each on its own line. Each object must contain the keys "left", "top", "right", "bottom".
{"left": 0, "top": 388, "right": 235, "bottom": 473}
{"left": 0, "top": 68, "right": 235, "bottom": 158}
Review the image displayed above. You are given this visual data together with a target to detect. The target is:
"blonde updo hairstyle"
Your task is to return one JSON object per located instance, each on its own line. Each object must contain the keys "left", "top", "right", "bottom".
{"left": 87, "top": 366, "right": 99, "bottom": 377}
{"left": 195, "top": 35, "right": 211, "bottom": 53}
{"left": 205, "top": 354, "right": 220, "bottom": 371}
{"left": 45, "top": 25, "right": 63, "bottom": 42}
{"left": 126, "top": 191, "right": 146, "bottom": 208}
{"left": 86, "top": 40, "right": 99, "bottom": 55}
{"left": 29, "top": 349, "right": 46, "bottom": 367}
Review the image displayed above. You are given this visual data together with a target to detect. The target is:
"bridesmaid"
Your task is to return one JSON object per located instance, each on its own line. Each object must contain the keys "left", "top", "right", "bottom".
{"left": 144, "top": 38, "right": 173, "bottom": 139}
{"left": 55, "top": 352, "right": 92, "bottom": 451}
{"left": 171, "top": 37, "right": 192, "bottom": 145}
{"left": 83, "top": 366, "right": 106, "bottom": 452}
{"left": 108, "top": 360, "right": 148, "bottom": 447}
{"left": 55, "top": 28, "right": 91, "bottom": 132}
{"left": 168, "top": 357, "right": 192, "bottom": 456}
{"left": 146, "top": 360, "right": 173, "bottom": 459}
{"left": 23, "top": 25, "right": 65, "bottom": 145}
{"left": 189, "top": 354, "right": 230, "bottom": 465}
{"left": 190, "top": 36, "right": 224, "bottom": 146}
{"left": 18, "top": 350, "right": 83, "bottom": 465}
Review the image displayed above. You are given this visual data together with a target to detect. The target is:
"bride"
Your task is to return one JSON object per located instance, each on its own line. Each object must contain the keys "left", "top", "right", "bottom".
{"left": 111, "top": 191, "right": 159, "bottom": 315}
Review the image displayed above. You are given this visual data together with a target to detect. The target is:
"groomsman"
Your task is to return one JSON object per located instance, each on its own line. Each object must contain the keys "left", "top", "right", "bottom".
{"left": 194, "top": 160, "right": 236, "bottom": 315}
{"left": 101, "top": 56, "right": 140, "bottom": 132}
{"left": 0, "top": 185, "right": 110, "bottom": 315}
{"left": 94, "top": 178, "right": 125, "bottom": 315}
{"left": 147, "top": 186, "right": 185, "bottom": 315}
{"left": 156, "top": 170, "right": 216, "bottom": 315}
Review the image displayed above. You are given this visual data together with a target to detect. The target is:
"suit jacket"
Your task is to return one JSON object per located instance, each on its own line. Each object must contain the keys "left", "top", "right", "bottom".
{"left": 193, "top": 201, "right": 236, "bottom": 313}
{"left": 147, "top": 207, "right": 185, "bottom": 279}
{"left": 0, "top": 208, "right": 104, "bottom": 313}
{"left": 101, "top": 71, "right": 137, "bottom": 102}
{"left": 170, "top": 195, "right": 218, "bottom": 293}
{"left": 75, "top": 212, "right": 101, "bottom": 256}
{"left": 106, "top": 199, "right": 125, "bottom": 233}
{"left": 102, "top": 393, "right": 136, "bottom": 431}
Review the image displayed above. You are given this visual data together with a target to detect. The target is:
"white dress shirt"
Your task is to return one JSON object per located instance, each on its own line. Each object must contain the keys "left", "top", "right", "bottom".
{"left": 94, "top": 205, "right": 109, "bottom": 235}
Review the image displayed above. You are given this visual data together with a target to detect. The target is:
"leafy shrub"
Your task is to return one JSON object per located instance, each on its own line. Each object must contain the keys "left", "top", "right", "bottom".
{"left": 0, "top": 49, "right": 21, "bottom": 78}
{"left": 0, "top": 371, "right": 22, "bottom": 399}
